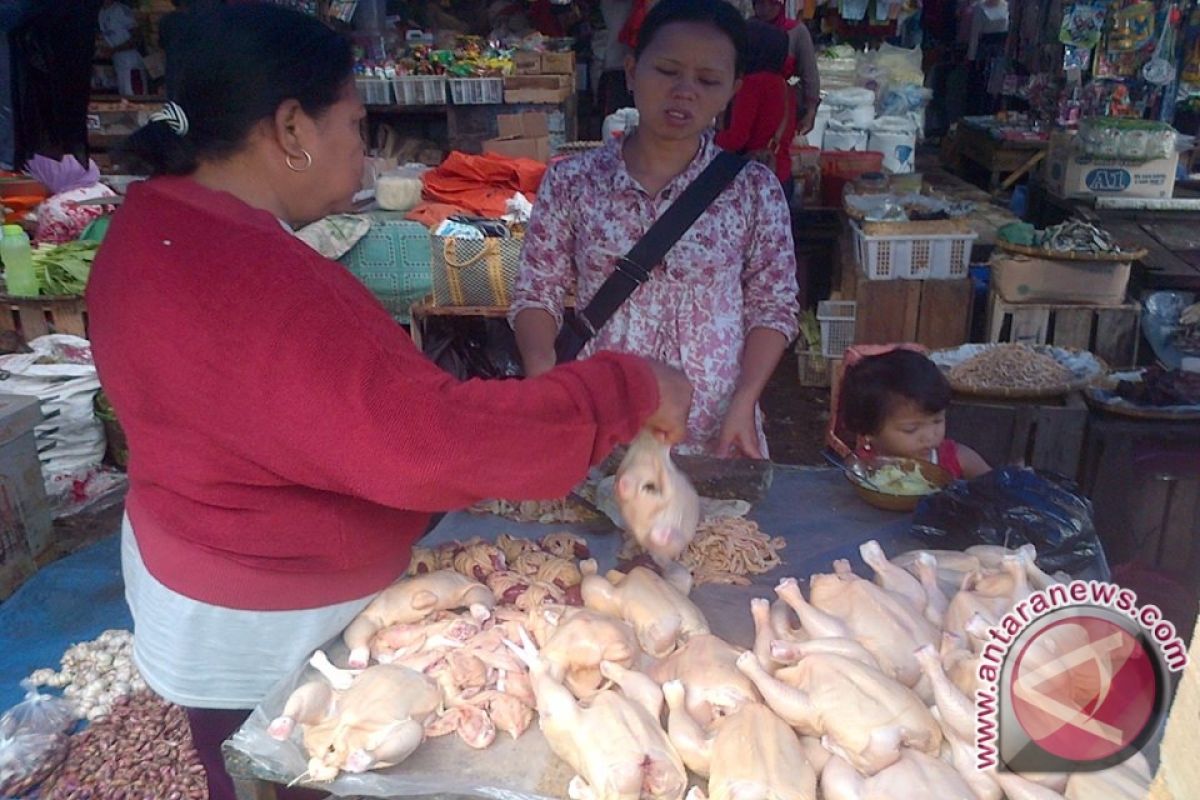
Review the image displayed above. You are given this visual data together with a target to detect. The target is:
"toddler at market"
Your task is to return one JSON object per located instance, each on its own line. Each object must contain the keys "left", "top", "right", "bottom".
{"left": 836, "top": 346, "right": 990, "bottom": 479}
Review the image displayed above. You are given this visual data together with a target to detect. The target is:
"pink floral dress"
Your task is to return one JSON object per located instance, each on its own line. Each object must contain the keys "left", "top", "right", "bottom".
{"left": 509, "top": 134, "right": 799, "bottom": 455}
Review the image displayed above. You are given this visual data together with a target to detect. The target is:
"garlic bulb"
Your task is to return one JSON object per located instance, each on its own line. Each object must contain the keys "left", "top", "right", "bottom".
{"left": 26, "top": 629, "right": 143, "bottom": 720}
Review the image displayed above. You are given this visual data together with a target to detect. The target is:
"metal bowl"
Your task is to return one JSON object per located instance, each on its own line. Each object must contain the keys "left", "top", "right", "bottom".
{"left": 846, "top": 455, "right": 954, "bottom": 512}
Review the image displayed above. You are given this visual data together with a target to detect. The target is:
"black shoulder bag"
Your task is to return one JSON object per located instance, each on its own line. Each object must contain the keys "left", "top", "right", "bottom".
{"left": 553, "top": 151, "right": 747, "bottom": 363}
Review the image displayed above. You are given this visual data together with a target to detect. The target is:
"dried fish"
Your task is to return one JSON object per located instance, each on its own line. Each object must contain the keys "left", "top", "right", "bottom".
{"left": 1034, "top": 221, "right": 1125, "bottom": 254}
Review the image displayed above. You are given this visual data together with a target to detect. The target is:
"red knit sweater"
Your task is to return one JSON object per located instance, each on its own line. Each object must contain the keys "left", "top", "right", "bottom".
{"left": 87, "top": 177, "right": 658, "bottom": 611}
{"left": 715, "top": 72, "right": 797, "bottom": 184}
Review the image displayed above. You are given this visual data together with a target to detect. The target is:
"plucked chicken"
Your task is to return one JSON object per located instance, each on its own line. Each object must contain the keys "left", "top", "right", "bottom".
{"left": 662, "top": 684, "right": 816, "bottom": 800}
{"left": 821, "top": 750, "right": 976, "bottom": 800}
{"left": 615, "top": 432, "right": 700, "bottom": 588}
{"left": 505, "top": 628, "right": 688, "bottom": 800}
{"left": 581, "top": 562, "right": 709, "bottom": 658}
{"left": 343, "top": 570, "right": 495, "bottom": 668}
{"left": 647, "top": 634, "right": 758, "bottom": 728}
{"left": 735, "top": 649, "right": 941, "bottom": 775}
{"left": 268, "top": 657, "right": 440, "bottom": 782}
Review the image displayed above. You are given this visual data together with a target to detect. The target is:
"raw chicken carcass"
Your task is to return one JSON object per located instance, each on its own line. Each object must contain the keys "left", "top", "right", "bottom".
{"left": 965, "top": 544, "right": 1067, "bottom": 590}
{"left": 506, "top": 628, "right": 688, "bottom": 800}
{"left": 735, "top": 650, "right": 941, "bottom": 775}
{"left": 647, "top": 634, "right": 758, "bottom": 729}
{"left": 582, "top": 562, "right": 709, "bottom": 658}
{"left": 343, "top": 570, "right": 495, "bottom": 667}
{"left": 1064, "top": 753, "right": 1151, "bottom": 799}
{"left": 942, "top": 556, "right": 1030, "bottom": 641}
{"left": 777, "top": 572, "right": 939, "bottom": 693}
{"left": 268, "top": 659, "right": 441, "bottom": 782}
{"left": 615, "top": 431, "right": 700, "bottom": 580}
{"left": 662, "top": 684, "right": 816, "bottom": 800}
{"left": 821, "top": 751, "right": 976, "bottom": 800}
{"left": 539, "top": 607, "right": 642, "bottom": 699}
{"left": 860, "top": 540, "right": 927, "bottom": 614}
{"left": 891, "top": 550, "right": 983, "bottom": 598}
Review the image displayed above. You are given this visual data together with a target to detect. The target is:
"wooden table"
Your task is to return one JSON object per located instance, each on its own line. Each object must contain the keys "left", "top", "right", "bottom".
{"left": 408, "top": 297, "right": 510, "bottom": 352}
{"left": 951, "top": 122, "right": 1050, "bottom": 194}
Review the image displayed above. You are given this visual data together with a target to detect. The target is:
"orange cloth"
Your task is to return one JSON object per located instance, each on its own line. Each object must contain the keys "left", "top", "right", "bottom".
{"left": 421, "top": 152, "right": 547, "bottom": 219}
{"left": 826, "top": 343, "right": 928, "bottom": 455}
{"left": 405, "top": 202, "right": 466, "bottom": 228}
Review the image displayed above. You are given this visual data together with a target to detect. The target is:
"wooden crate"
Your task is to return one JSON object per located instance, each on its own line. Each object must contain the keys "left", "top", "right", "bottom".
{"left": 985, "top": 290, "right": 1140, "bottom": 367}
{"left": 853, "top": 274, "right": 974, "bottom": 349}
{"left": 946, "top": 392, "right": 1088, "bottom": 480}
{"left": 0, "top": 295, "right": 88, "bottom": 341}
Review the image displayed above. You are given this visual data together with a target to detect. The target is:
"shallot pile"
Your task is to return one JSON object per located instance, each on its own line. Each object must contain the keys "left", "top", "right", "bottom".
{"left": 39, "top": 691, "right": 206, "bottom": 800}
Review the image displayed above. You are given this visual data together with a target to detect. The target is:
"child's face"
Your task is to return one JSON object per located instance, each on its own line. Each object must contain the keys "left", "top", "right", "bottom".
{"left": 870, "top": 401, "right": 947, "bottom": 461}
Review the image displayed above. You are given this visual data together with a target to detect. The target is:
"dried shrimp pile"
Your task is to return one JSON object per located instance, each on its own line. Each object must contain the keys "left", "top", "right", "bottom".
{"left": 947, "top": 344, "right": 1073, "bottom": 391}
{"left": 469, "top": 497, "right": 599, "bottom": 524}
{"left": 619, "top": 517, "right": 786, "bottom": 586}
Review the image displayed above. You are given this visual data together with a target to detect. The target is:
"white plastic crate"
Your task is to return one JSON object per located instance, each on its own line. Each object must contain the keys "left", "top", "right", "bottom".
{"left": 449, "top": 77, "right": 504, "bottom": 105}
{"left": 817, "top": 300, "right": 856, "bottom": 358}
{"left": 355, "top": 77, "right": 392, "bottom": 106}
{"left": 851, "top": 222, "right": 977, "bottom": 281}
{"left": 391, "top": 76, "right": 447, "bottom": 106}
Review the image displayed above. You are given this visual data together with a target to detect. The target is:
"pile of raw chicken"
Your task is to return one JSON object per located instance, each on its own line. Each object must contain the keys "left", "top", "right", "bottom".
{"left": 264, "top": 536, "right": 1151, "bottom": 799}
{"left": 265, "top": 434, "right": 1152, "bottom": 798}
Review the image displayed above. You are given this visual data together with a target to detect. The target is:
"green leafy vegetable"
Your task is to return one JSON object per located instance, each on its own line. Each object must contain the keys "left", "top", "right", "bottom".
{"left": 29, "top": 241, "right": 99, "bottom": 296}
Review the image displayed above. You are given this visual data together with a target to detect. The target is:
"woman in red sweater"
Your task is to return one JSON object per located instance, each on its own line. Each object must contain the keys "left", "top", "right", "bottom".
{"left": 715, "top": 20, "right": 796, "bottom": 195}
{"left": 88, "top": 6, "right": 690, "bottom": 798}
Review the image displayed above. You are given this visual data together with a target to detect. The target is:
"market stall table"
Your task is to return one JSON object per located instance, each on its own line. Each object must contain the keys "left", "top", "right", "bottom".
{"left": 949, "top": 118, "right": 1050, "bottom": 194}
{"left": 221, "top": 466, "right": 941, "bottom": 800}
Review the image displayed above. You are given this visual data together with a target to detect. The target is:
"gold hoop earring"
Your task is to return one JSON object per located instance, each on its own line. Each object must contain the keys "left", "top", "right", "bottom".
{"left": 286, "top": 150, "right": 313, "bottom": 172}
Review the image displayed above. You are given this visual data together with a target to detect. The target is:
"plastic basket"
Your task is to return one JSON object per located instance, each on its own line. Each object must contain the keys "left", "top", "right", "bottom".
{"left": 449, "top": 77, "right": 504, "bottom": 105}
{"left": 797, "top": 349, "right": 831, "bottom": 387}
{"left": 355, "top": 77, "right": 393, "bottom": 106}
{"left": 817, "top": 300, "right": 856, "bottom": 358}
{"left": 391, "top": 76, "right": 448, "bottom": 106}
{"left": 851, "top": 222, "right": 977, "bottom": 281}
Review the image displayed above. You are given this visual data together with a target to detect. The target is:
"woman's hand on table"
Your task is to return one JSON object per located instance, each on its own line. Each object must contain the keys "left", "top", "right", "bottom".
{"left": 644, "top": 361, "right": 693, "bottom": 446}
{"left": 715, "top": 390, "right": 763, "bottom": 459}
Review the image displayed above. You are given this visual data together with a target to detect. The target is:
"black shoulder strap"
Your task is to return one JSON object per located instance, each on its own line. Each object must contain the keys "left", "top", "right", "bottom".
{"left": 557, "top": 151, "right": 747, "bottom": 361}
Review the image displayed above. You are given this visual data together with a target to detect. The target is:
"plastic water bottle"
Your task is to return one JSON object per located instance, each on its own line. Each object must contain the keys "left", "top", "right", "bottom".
{"left": 1, "top": 224, "right": 37, "bottom": 297}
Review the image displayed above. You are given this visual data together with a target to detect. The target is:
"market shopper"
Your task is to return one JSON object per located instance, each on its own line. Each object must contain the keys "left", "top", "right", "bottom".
{"left": 511, "top": 0, "right": 799, "bottom": 460}
{"left": 715, "top": 20, "right": 796, "bottom": 195}
{"left": 751, "top": 0, "right": 820, "bottom": 137}
{"left": 838, "top": 348, "right": 991, "bottom": 479}
{"left": 86, "top": 6, "right": 692, "bottom": 799}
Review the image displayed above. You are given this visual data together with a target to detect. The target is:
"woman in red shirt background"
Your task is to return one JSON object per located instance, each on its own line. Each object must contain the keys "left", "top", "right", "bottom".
{"left": 715, "top": 20, "right": 796, "bottom": 196}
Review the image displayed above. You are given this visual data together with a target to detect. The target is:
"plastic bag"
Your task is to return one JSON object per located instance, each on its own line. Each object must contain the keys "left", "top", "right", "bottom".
{"left": 0, "top": 682, "right": 76, "bottom": 797}
{"left": 910, "top": 467, "right": 1110, "bottom": 580}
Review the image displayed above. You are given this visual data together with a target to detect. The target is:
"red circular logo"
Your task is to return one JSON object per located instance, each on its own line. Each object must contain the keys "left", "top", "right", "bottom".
{"left": 1010, "top": 616, "right": 1157, "bottom": 762}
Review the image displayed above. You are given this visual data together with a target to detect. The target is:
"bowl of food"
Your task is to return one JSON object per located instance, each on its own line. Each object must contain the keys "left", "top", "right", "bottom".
{"left": 847, "top": 455, "right": 953, "bottom": 512}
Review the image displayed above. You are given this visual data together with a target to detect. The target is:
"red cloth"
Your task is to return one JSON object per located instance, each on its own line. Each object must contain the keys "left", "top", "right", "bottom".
{"left": 87, "top": 177, "right": 659, "bottom": 611}
{"left": 715, "top": 72, "right": 796, "bottom": 183}
{"left": 422, "top": 151, "right": 547, "bottom": 218}
{"left": 770, "top": 12, "right": 798, "bottom": 32}
{"left": 619, "top": 0, "right": 649, "bottom": 48}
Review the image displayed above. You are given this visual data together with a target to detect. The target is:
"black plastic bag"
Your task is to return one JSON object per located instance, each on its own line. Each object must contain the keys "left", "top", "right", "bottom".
{"left": 911, "top": 466, "right": 1110, "bottom": 581}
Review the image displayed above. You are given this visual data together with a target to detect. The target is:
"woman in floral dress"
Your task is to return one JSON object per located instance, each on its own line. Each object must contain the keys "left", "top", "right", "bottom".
{"left": 510, "top": 0, "right": 799, "bottom": 458}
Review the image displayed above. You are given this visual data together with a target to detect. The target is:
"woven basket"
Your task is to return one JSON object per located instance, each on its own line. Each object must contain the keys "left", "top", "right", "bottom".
{"left": 430, "top": 233, "right": 524, "bottom": 307}
{"left": 996, "top": 240, "right": 1147, "bottom": 262}
{"left": 797, "top": 350, "right": 831, "bottom": 387}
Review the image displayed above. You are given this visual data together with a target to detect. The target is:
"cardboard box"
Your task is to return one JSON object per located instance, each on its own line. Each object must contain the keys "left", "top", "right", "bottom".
{"left": 483, "top": 112, "right": 551, "bottom": 162}
{"left": 514, "top": 51, "right": 542, "bottom": 75}
{"left": 503, "top": 74, "right": 572, "bottom": 104}
{"left": 539, "top": 51, "right": 576, "bottom": 75}
{"left": 990, "top": 254, "right": 1132, "bottom": 305}
{"left": 1044, "top": 132, "right": 1179, "bottom": 199}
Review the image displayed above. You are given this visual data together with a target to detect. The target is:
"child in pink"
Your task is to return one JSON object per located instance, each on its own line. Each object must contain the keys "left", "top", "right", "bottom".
{"left": 837, "top": 347, "right": 990, "bottom": 479}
